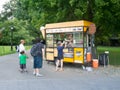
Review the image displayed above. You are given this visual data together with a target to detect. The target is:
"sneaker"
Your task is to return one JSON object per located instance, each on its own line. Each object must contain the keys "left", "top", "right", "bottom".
{"left": 59, "top": 68, "right": 64, "bottom": 71}
{"left": 55, "top": 68, "right": 59, "bottom": 72}
{"left": 33, "top": 72, "right": 36, "bottom": 75}
{"left": 36, "top": 73, "right": 43, "bottom": 77}
{"left": 20, "top": 70, "right": 24, "bottom": 73}
{"left": 19, "top": 69, "right": 23, "bottom": 73}
{"left": 24, "top": 69, "right": 28, "bottom": 72}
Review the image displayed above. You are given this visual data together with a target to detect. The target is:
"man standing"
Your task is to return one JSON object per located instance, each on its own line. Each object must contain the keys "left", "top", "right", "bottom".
{"left": 30, "top": 37, "right": 44, "bottom": 77}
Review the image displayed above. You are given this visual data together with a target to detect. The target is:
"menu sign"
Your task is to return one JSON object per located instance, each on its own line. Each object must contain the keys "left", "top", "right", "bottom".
{"left": 46, "top": 27, "right": 83, "bottom": 33}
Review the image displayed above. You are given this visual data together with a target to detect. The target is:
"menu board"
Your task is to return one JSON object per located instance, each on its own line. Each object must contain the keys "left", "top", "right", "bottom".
{"left": 46, "top": 27, "right": 83, "bottom": 33}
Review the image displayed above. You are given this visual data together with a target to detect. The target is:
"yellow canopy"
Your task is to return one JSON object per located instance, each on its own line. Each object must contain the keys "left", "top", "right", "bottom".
{"left": 45, "top": 20, "right": 94, "bottom": 29}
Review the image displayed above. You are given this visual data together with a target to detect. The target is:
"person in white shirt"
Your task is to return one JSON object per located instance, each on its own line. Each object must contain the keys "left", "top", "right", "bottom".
{"left": 19, "top": 40, "right": 26, "bottom": 56}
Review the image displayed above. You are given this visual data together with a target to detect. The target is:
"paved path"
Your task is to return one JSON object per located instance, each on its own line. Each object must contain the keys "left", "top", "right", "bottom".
{"left": 0, "top": 50, "right": 120, "bottom": 90}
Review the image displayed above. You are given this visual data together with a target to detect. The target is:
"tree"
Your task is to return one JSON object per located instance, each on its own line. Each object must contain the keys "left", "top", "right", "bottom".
{"left": 94, "top": 0, "right": 120, "bottom": 45}
{"left": 0, "top": 0, "right": 120, "bottom": 46}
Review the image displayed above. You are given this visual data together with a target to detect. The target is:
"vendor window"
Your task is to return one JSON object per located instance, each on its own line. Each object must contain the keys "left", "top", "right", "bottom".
{"left": 65, "top": 33, "right": 73, "bottom": 52}
{"left": 73, "top": 32, "right": 83, "bottom": 47}
{"left": 46, "top": 34, "right": 54, "bottom": 47}
{"left": 53, "top": 33, "right": 73, "bottom": 52}
{"left": 53, "top": 33, "right": 65, "bottom": 47}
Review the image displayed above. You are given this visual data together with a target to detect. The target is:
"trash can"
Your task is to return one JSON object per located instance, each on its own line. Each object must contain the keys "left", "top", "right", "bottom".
{"left": 99, "top": 53, "right": 109, "bottom": 66}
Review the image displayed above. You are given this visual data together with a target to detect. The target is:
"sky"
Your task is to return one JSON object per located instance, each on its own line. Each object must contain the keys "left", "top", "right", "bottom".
{"left": 0, "top": 0, "right": 10, "bottom": 12}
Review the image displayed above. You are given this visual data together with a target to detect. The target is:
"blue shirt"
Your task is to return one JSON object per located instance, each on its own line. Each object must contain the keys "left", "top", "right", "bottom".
{"left": 57, "top": 46, "right": 64, "bottom": 56}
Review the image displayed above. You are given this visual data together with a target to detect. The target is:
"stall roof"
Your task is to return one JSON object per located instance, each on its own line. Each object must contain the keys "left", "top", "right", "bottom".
{"left": 45, "top": 20, "right": 94, "bottom": 29}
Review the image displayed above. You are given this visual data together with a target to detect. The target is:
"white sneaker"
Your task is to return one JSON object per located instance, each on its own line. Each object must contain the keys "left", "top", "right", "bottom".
{"left": 36, "top": 73, "right": 43, "bottom": 77}
{"left": 33, "top": 72, "right": 36, "bottom": 75}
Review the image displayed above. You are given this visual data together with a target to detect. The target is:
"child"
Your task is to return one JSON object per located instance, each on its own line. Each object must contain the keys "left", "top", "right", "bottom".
{"left": 19, "top": 51, "right": 27, "bottom": 72}
{"left": 55, "top": 41, "right": 65, "bottom": 71}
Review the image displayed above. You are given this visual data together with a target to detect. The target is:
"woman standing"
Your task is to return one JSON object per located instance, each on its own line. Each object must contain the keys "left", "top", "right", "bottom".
{"left": 19, "top": 40, "right": 26, "bottom": 56}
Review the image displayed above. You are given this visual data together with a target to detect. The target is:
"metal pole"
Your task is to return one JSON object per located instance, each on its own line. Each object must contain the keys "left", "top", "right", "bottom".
{"left": 10, "top": 27, "right": 13, "bottom": 51}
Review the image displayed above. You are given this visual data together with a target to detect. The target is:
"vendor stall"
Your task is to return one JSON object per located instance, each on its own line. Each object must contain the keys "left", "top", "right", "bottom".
{"left": 41, "top": 20, "right": 96, "bottom": 64}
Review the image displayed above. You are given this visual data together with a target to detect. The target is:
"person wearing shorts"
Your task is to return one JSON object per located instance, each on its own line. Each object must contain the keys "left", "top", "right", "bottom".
{"left": 30, "top": 37, "right": 44, "bottom": 77}
{"left": 34, "top": 56, "right": 43, "bottom": 69}
{"left": 55, "top": 41, "right": 65, "bottom": 71}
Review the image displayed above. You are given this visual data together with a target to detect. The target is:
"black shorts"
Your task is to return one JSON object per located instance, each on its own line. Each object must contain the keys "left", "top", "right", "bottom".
{"left": 20, "top": 64, "right": 26, "bottom": 69}
{"left": 57, "top": 55, "right": 63, "bottom": 60}
{"left": 33, "top": 56, "right": 43, "bottom": 69}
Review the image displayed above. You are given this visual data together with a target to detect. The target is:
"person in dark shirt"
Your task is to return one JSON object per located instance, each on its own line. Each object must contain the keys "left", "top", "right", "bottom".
{"left": 56, "top": 41, "right": 65, "bottom": 71}
{"left": 30, "top": 37, "right": 44, "bottom": 77}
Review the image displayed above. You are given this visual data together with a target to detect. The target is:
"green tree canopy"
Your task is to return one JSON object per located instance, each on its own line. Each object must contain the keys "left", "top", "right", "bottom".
{"left": 0, "top": 0, "right": 120, "bottom": 46}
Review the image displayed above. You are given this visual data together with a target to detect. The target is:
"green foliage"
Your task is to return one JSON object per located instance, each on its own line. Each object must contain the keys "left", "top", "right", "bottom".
{"left": 0, "top": 46, "right": 16, "bottom": 56}
{"left": 0, "top": 0, "right": 120, "bottom": 46}
{"left": 0, "top": 45, "right": 31, "bottom": 56}
{"left": 93, "top": 0, "right": 120, "bottom": 45}
{"left": 0, "top": 18, "right": 33, "bottom": 45}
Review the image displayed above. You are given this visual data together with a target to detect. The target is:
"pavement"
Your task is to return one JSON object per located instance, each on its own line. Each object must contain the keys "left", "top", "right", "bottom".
{"left": 0, "top": 50, "right": 120, "bottom": 90}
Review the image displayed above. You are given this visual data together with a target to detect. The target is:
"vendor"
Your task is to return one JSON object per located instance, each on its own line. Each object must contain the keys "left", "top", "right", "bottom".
{"left": 65, "top": 34, "right": 73, "bottom": 42}
{"left": 65, "top": 34, "right": 73, "bottom": 52}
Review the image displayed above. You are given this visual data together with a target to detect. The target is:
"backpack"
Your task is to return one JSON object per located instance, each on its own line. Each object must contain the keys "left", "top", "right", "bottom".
{"left": 30, "top": 45, "right": 36, "bottom": 56}
{"left": 30, "top": 43, "right": 43, "bottom": 56}
{"left": 16, "top": 45, "right": 19, "bottom": 52}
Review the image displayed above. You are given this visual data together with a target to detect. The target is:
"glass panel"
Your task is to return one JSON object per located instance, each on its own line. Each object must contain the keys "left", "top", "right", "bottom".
{"left": 53, "top": 33, "right": 74, "bottom": 53}
{"left": 46, "top": 34, "right": 53, "bottom": 47}
{"left": 73, "top": 32, "right": 83, "bottom": 47}
{"left": 65, "top": 33, "right": 73, "bottom": 52}
{"left": 53, "top": 33, "right": 65, "bottom": 47}
{"left": 84, "top": 32, "right": 87, "bottom": 47}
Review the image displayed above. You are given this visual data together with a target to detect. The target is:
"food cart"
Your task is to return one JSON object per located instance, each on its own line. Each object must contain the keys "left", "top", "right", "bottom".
{"left": 41, "top": 20, "right": 96, "bottom": 64}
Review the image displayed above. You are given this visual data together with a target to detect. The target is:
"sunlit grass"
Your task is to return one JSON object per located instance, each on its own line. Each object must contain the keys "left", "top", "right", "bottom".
{"left": 97, "top": 46, "right": 120, "bottom": 65}
{"left": 0, "top": 45, "right": 31, "bottom": 56}
{"left": 0, "top": 45, "right": 120, "bottom": 65}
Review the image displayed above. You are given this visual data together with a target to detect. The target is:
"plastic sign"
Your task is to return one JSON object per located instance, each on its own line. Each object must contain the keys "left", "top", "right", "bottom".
{"left": 46, "top": 27, "right": 83, "bottom": 33}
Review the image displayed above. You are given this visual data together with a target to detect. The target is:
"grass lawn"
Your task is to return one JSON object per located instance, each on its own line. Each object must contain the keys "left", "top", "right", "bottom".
{"left": 0, "top": 46, "right": 16, "bottom": 56}
{"left": 97, "top": 46, "right": 120, "bottom": 65}
{"left": 0, "top": 45, "right": 120, "bottom": 65}
{"left": 0, "top": 46, "right": 31, "bottom": 56}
